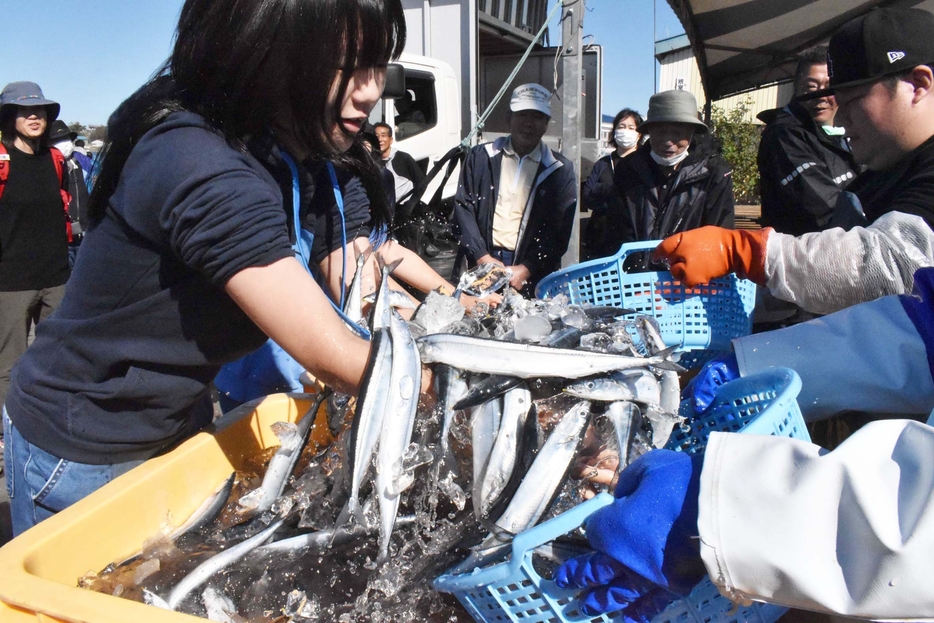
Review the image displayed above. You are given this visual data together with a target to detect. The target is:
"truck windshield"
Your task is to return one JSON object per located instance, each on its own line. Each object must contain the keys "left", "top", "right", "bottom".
{"left": 394, "top": 70, "right": 437, "bottom": 140}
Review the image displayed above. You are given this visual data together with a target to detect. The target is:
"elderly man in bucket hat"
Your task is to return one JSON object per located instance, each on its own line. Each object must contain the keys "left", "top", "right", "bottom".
{"left": 653, "top": 7, "right": 934, "bottom": 317}
{"left": 594, "top": 89, "right": 734, "bottom": 264}
{"left": 0, "top": 82, "right": 71, "bottom": 412}
{"left": 453, "top": 83, "right": 578, "bottom": 294}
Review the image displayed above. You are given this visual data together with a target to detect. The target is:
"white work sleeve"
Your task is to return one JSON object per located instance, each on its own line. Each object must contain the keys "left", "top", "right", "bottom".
{"left": 765, "top": 211, "right": 934, "bottom": 314}
{"left": 698, "top": 420, "right": 934, "bottom": 619}
{"left": 733, "top": 295, "right": 934, "bottom": 421}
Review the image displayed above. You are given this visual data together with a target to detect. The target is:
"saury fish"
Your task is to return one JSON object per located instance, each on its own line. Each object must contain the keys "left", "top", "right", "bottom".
{"left": 604, "top": 400, "right": 641, "bottom": 470}
{"left": 253, "top": 516, "right": 417, "bottom": 556}
{"left": 564, "top": 370, "right": 661, "bottom": 405}
{"left": 435, "top": 364, "right": 469, "bottom": 464}
{"left": 237, "top": 392, "right": 328, "bottom": 515}
{"left": 478, "top": 384, "right": 532, "bottom": 518}
{"left": 371, "top": 256, "right": 403, "bottom": 332}
{"left": 638, "top": 317, "right": 681, "bottom": 413}
{"left": 201, "top": 587, "right": 245, "bottom": 623}
{"left": 171, "top": 472, "right": 236, "bottom": 540}
{"left": 339, "top": 327, "right": 393, "bottom": 526}
{"left": 493, "top": 400, "right": 591, "bottom": 535}
{"left": 344, "top": 249, "right": 371, "bottom": 326}
{"left": 469, "top": 396, "right": 502, "bottom": 519}
{"left": 417, "top": 334, "right": 683, "bottom": 378}
{"left": 363, "top": 289, "right": 419, "bottom": 310}
{"left": 375, "top": 308, "right": 422, "bottom": 561}
{"left": 146, "top": 518, "right": 285, "bottom": 611}
{"left": 453, "top": 374, "right": 523, "bottom": 411}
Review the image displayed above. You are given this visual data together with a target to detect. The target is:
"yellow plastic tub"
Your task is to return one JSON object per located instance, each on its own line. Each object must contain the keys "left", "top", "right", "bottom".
{"left": 0, "top": 392, "right": 330, "bottom": 623}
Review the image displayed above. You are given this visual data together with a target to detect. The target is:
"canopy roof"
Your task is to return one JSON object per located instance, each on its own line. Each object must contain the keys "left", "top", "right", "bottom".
{"left": 666, "top": 0, "right": 934, "bottom": 102}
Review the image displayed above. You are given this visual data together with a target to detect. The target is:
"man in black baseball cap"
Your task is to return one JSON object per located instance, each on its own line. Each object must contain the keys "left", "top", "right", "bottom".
{"left": 802, "top": 7, "right": 934, "bottom": 173}
{"left": 653, "top": 6, "right": 934, "bottom": 318}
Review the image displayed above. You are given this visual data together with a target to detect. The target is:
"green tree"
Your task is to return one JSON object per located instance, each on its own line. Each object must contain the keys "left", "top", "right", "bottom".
{"left": 88, "top": 125, "right": 108, "bottom": 143}
{"left": 68, "top": 122, "right": 88, "bottom": 136}
{"left": 709, "top": 97, "right": 762, "bottom": 204}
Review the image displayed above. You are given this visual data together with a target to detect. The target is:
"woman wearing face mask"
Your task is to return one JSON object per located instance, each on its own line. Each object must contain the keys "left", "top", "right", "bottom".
{"left": 581, "top": 108, "right": 643, "bottom": 259}
{"left": 603, "top": 90, "right": 735, "bottom": 269}
{"left": 2, "top": 0, "right": 410, "bottom": 536}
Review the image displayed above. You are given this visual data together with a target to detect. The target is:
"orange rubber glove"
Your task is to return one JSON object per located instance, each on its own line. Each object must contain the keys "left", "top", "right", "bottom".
{"left": 651, "top": 227, "right": 771, "bottom": 286}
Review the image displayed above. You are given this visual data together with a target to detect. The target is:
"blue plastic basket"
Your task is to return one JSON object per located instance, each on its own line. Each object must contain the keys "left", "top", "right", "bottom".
{"left": 535, "top": 241, "right": 757, "bottom": 367}
{"left": 434, "top": 367, "right": 810, "bottom": 623}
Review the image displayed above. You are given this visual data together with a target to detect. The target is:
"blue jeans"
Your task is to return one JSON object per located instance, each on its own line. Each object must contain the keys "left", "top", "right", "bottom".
{"left": 491, "top": 247, "right": 515, "bottom": 266}
{"left": 3, "top": 408, "right": 144, "bottom": 537}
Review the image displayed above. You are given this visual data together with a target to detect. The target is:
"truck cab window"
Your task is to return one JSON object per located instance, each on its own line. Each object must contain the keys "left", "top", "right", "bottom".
{"left": 395, "top": 71, "right": 437, "bottom": 140}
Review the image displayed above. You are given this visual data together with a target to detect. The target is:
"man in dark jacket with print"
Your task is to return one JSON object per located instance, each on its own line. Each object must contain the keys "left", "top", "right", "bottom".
{"left": 757, "top": 46, "right": 859, "bottom": 236}
{"left": 601, "top": 90, "right": 734, "bottom": 266}
{"left": 453, "top": 83, "right": 577, "bottom": 293}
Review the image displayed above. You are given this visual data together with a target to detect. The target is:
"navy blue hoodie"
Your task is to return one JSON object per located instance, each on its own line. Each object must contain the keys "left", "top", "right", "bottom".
{"left": 6, "top": 112, "right": 297, "bottom": 464}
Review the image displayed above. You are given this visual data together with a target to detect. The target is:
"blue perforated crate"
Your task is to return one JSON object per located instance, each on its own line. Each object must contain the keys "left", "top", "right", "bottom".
{"left": 535, "top": 241, "right": 757, "bottom": 367}
{"left": 434, "top": 368, "right": 809, "bottom": 623}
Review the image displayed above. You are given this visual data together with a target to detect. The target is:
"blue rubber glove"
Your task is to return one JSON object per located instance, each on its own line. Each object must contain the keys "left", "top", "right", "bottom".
{"left": 682, "top": 353, "right": 740, "bottom": 413}
{"left": 553, "top": 450, "right": 706, "bottom": 618}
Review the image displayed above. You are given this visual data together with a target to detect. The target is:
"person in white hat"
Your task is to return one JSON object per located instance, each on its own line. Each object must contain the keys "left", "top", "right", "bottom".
{"left": 452, "top": 82, "right": 578, "bottom": 294}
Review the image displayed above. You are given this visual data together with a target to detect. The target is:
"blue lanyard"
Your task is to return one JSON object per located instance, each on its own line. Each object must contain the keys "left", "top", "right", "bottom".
{"left": 280, "top": 151, "right": 369, "bottom": 340}
{"left": 326, "top": 162, "right": 348, "bottom": 312}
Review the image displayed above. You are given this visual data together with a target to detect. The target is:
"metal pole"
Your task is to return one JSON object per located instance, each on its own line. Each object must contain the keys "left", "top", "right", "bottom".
{"left": 560, "top": 0, "right": 583, "bottom": 267}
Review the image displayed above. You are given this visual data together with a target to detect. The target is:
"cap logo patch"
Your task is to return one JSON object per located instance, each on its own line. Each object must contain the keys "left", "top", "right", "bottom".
{"left": 887, "top": 51, "right": 906, "bottom": 63}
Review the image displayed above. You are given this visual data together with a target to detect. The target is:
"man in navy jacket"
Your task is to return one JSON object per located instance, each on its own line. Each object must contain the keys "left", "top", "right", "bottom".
{"left": 453, "top": 84, "right": 577, "bottom": 294}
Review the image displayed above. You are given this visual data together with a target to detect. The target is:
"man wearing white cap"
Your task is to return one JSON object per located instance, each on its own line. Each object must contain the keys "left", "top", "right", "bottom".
{"left": 453, "top": 83, "right": 577, "bottom": 293}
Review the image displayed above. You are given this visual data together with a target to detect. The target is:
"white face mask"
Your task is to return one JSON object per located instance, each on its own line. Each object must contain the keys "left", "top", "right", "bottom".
{"left": 614, "top": 129, "right": 639, "bottom": 149}
{"left": 650, "top": 148, "right": 690, "bottom": 167}
{"left": 53, "top": 140, "right": 74, "bottom": 159}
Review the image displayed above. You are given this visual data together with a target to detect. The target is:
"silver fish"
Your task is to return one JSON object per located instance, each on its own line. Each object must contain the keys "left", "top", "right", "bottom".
{"left": 453, "top": 374, "right": 522, "bottom": 411}
{"left": 604, "top": 400, "right": 641, "bottom": 470}
{"left": 371, "top": 255, "right": 403, "bottom": 331}
{"left": 344, "top": 249, "right": 371, "bottom": 326}
{"left": 644, "top": 405, "right": 685, "bottom": 449}
{"left": 146, "top": 518, "right": 285, "bottom": 611}
{"left": 493, "top": 400, "right": 591, "bottom": 535}
{"left": 253, "top": 515, "right": 417, "bottom": 556}
{"left": 470, "top": 396, "right": 502, "bottom": 518}
{"left": 564, "top": 370, "right": 661, "bottom": 405}
{"left": 363, "top": 289, "right": 419, "bottom": 310}
{"left": 417, "top": 334, "right": 683, "bottom": 378}
{"left": 435, "top": 364, "right": 469, "bottom": 463}
{"left": 375, "top": 308, "right": 422, "bottom": 561}
{"left": 201, "top": 587, "right": 244, "bottom": 623}
{"left": 478, "top": 384, "right": 531, "bottom": 518}
{"left": 638, "top": 316, "right": 681, "bottom": 413}
{"left": 117, "top": 471, "right": 237, "bottom": 568}
{"left": 171, "top": 472, "right": 235, "bottom": 540}
{"left": 237, "top": 393, "right": 327, "bottom": 515}
{"left": 339, "top": 327, "right": 393, "bottom": 526}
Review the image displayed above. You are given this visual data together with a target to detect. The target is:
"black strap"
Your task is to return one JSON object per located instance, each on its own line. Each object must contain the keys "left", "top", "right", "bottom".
{"left": 395, "top": 144, "right": 467, "bottom": 222}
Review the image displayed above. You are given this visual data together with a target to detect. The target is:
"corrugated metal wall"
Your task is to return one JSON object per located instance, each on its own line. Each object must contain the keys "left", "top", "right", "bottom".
{"left": 658, "top": 47, "right": 795, "bottom": 123}
{"left": 478, "top": 0, "right": 548, "bottom": 36}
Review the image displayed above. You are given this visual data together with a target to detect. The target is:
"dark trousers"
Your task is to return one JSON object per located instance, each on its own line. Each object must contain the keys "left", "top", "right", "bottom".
{"left": 0, "top": 285, "right": 66, "bottom": 409}
{"left": 491, "top": 246, "right": 516, "bottom": 266}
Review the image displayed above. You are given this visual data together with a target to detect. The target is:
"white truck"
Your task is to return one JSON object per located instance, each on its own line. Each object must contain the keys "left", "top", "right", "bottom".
{"left": 372, "top": 2, "right": 604, "bottom": 272}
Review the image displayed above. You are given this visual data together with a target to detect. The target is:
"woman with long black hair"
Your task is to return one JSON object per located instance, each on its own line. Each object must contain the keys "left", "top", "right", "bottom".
{"left": 3, "top": 0, "right": 407, "bottom": 536}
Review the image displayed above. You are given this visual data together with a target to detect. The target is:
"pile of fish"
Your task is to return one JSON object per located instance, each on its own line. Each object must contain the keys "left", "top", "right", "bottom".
{"left": 83, "top": 259, "right": 690, "bottom": 622}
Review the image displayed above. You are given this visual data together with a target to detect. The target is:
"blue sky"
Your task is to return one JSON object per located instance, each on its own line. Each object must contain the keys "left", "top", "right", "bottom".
{"left": 3, "top": 0, "right": 684, "bottom": 127}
